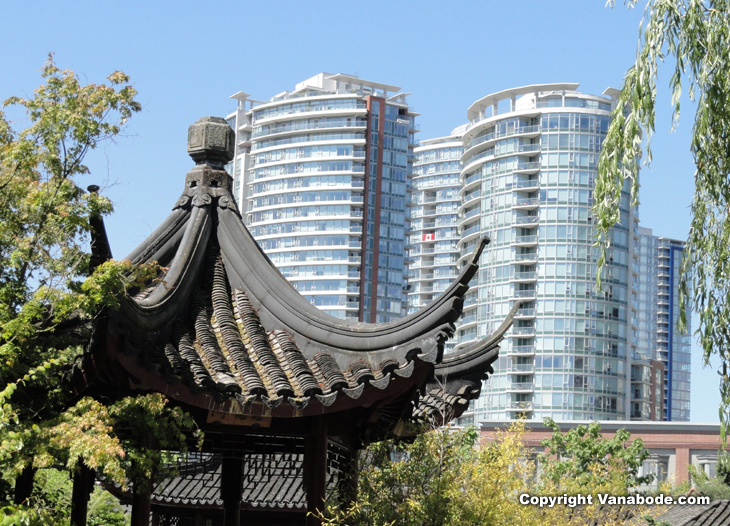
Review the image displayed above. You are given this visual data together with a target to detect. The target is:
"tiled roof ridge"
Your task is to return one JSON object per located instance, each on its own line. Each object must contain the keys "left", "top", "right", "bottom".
{"left": 91, "top": 116, "right": 514, "bottom": 429}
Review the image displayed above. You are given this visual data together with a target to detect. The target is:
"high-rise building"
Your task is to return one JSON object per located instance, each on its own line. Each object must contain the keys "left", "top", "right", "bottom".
{"left": 635, "top": 228, "right": 691, "bottom": 421}
{"left": 451, "top": 83, "right": 638, "bottom": 423}
{"left": 405, "top": 130, "right": 465, "bottom": 313}
{"left": 227, "top": 73, "right": 417, "bottom": 322}
{"left": 227, "top": 76, "right": 690, "bottom": 423}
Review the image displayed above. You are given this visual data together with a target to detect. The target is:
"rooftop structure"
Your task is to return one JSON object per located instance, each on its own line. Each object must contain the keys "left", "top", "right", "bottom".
{"left": 70, "top": 117, "right": 517, "bottom": 526}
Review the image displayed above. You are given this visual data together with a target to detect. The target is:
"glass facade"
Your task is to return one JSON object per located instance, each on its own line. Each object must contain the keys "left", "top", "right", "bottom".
{"left": 405, "top": 132, "right": 465, "bottom": 344}
{"left": 658, "top": 237, "right": 691, "bottom": 421}
{"left": 226, "top": 79, "right": 691, "bottom": 423}
{"left": 227, "top": 73, "right": 416, "bottom": 322}
{"left": 455, "top": 85, "right": 635, "bottom": 423}
{"left": 635, "top": 228, "right": 691, "bottom": 421}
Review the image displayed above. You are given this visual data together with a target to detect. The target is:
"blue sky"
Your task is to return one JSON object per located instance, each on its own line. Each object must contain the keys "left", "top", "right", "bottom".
{"left": 1, "top": 0, "right": 719, "bottom": 422}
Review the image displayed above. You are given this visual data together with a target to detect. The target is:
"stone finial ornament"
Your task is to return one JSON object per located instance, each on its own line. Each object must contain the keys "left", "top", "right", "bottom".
{"left": 187, "top": 116, "right": 235, "bottom": 166}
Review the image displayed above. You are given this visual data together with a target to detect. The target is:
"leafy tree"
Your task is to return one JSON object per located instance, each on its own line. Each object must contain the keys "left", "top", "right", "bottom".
{"left": 538, "top": 418, "right": 653, "bottom": 492}
{"left": 30, "top": 468, "right": 127, "bottom": 526}
{"left": 317, "top": 421, "right": 659, "bottom": 526}
{"left": 317, "top": 424, "right": 541, "bottom": 526}
{"left": 0, "top": 57, "right": 198, "bottom": 523}
{"left": 595, "top": 1, "right": 730, "bottom": 433}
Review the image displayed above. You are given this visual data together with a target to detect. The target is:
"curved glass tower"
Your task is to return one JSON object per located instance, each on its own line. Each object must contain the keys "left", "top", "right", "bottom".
{"left": 227, "top": 73, "right": 416, "bottom": 322}
{"left": 455, "top": 84, "right": 635, "bottom": 422}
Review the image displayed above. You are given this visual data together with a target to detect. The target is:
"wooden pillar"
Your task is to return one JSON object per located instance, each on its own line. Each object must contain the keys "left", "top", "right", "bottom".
{"left": 221, "top": 456, "right": 243, "bottom": 526}
{"left": 13, "top": 466, "right": 35, "bottom": 505}
{"left": 70, "top": 464, "right": 95, "bottom": 526}
{"left": 130, "top": 478, "right": 152, "bottom": 526}
{"left": 304, "top": 421, "right": 328, "bottom": 526}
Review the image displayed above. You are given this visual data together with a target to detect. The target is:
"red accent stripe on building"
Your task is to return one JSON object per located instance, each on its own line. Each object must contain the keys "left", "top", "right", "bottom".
{"left": 359, "top": 98, "right": 373, "bottom": 322}
{"left": 370, "top": 98, "right": 385, "bottom": 322}
{"left": 357, "top": 96, "right": 386, "bottom": 323}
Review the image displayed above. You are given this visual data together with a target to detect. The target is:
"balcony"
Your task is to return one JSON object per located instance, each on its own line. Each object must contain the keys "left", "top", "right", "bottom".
{"left": 461, "top": 224, "right": 481, "bottom": 237}
{"left": 513, "top": 161, "right": 541, "bottom": 174}
{"left": 512, "top": 197, "right": 540, "bottom": 210}
{"left": 465, "top": 125, "right": 541, "bottom": 151}
{"left": 515, "top": 308, "right": 536, "bottom": 319}
{"left": 506, "top": 401, "right": 534, "bottom": 411}
{"left": 514, "top": 178, "right": 540, "bottom": 191}
{"left": 462, "top": 148, "right": 495, "bottom": 171}
{"left": 514, "top": 253, "right": 538, "bottom": 264}
{"left": 488, "top": 146, "right": 539, "bottom": 166}
{"left": 509, "top": 327, "right": 536, "bottom": 337}
{"left": 510, "top": 271, "right": 537, "bottom": 283}
{"left": 509, "top": 363, "right": 535, "bottom": 373}
{"left": 512, "top": 289, "right": 537, "bottom": 300}
{"left": 511, "top": 235, "right": 539, "bottom": 247}
{"left": 461, "top": 313, "right": 477, "bottom": 326}
{"left": 511, "top": 345, "right": 535, "bottom": 356}
{"left": 507, "top": 382, "right": 535, "bottom": 392}
{"left": 513, "top": 215, "right": 539, "bottom": 226}
{"left": 461, "top": 171, "right": 482, "bottom": 192}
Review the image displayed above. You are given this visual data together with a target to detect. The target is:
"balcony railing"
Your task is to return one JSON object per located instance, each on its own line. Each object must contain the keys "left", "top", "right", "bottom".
{"left": 513, "top": 197, "right": 540, "bottom": 207}
{"left": 506, "top": 401, "right": 534, "bottom": 411}
{"left": 514, "top": 253, "right": 538, "bottom": 262}
{"left": 464, "top": 125, "right": 541, "bottom": 149}
{"left": 512, "top": 289, "right": 537, "bottom": 298}
{"left": 511, "top": 345, "right": 535, "bottom": 355}
{"left": 511, "top": 271, "right": 537, "bottom": 281}
{"left": 511, "top": 327, "right": 536, "bottom": 336}
{"left": 513, "top": 235, "right": 538, "bottom": 245}
{"left": 509, "top": 363, "right": 535, "bottom": 373}
{"left": 507, "top": 382, "right": 535, "bottom": 391}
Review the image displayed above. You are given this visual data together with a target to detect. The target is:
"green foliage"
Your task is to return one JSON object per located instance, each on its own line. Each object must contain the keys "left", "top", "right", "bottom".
{"left": 0, "top": 505, "right": 64, "bottom": 526}
{"left": 87, "top": 488, "right": 128, "bottom": 526}
{"left": 596, "top": 1, "right": 730, "bottom": 437}
{"left": 538, "top": 418, "right": 653, "bottom": 492}
{"left": 359, "top": 426, "right": 480, "bottom": 526}
{"left": 318, "top": 425, "right": 540, "bottom": 526}
{"left": 318, "top": 422, "right": 657, "bottom": 526}
{"left": 718, "top": 450, "right": 730, "bottom": 485}
{"left": 31, "top": 469, "right": 70, "bottom": 521}
{"left": 0, "top": 57, "right": 198, "bottom": 522}
{"left": 688, "top": 463, "right": 730, "bottom": 501}
{"left": 25, "top": 468, "right": 128, "bottom": 526}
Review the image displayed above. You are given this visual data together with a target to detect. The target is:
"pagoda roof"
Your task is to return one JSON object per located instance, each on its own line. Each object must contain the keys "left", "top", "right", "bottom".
{"left": 81, "top": 117, "right": 514, "bottom": 438}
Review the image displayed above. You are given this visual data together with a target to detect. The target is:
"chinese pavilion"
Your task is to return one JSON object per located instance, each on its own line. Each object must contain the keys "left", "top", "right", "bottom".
{"left": 69, "top": 117, "right": 517, "bottom": 526}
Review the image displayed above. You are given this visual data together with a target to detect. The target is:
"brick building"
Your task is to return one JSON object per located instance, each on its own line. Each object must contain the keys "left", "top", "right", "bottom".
{"left": 480, "top": 420, "right": 722, "bottom": 486}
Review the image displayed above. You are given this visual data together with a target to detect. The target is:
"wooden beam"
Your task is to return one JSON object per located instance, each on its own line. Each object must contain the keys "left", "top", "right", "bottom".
{"left": 221, "top": 455, "right": 243, "bottom": 526}
{"left": 70, "top": 464, "right": 95, "bottom": 526}
{"left": 13, "top": 466, "right": 35, "bottom": 505}
{"left": 130, "top": 479, "right": 152, "bottom": 526}
{"left": 304, "top": 420, "right": 328, "bottom": 526}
